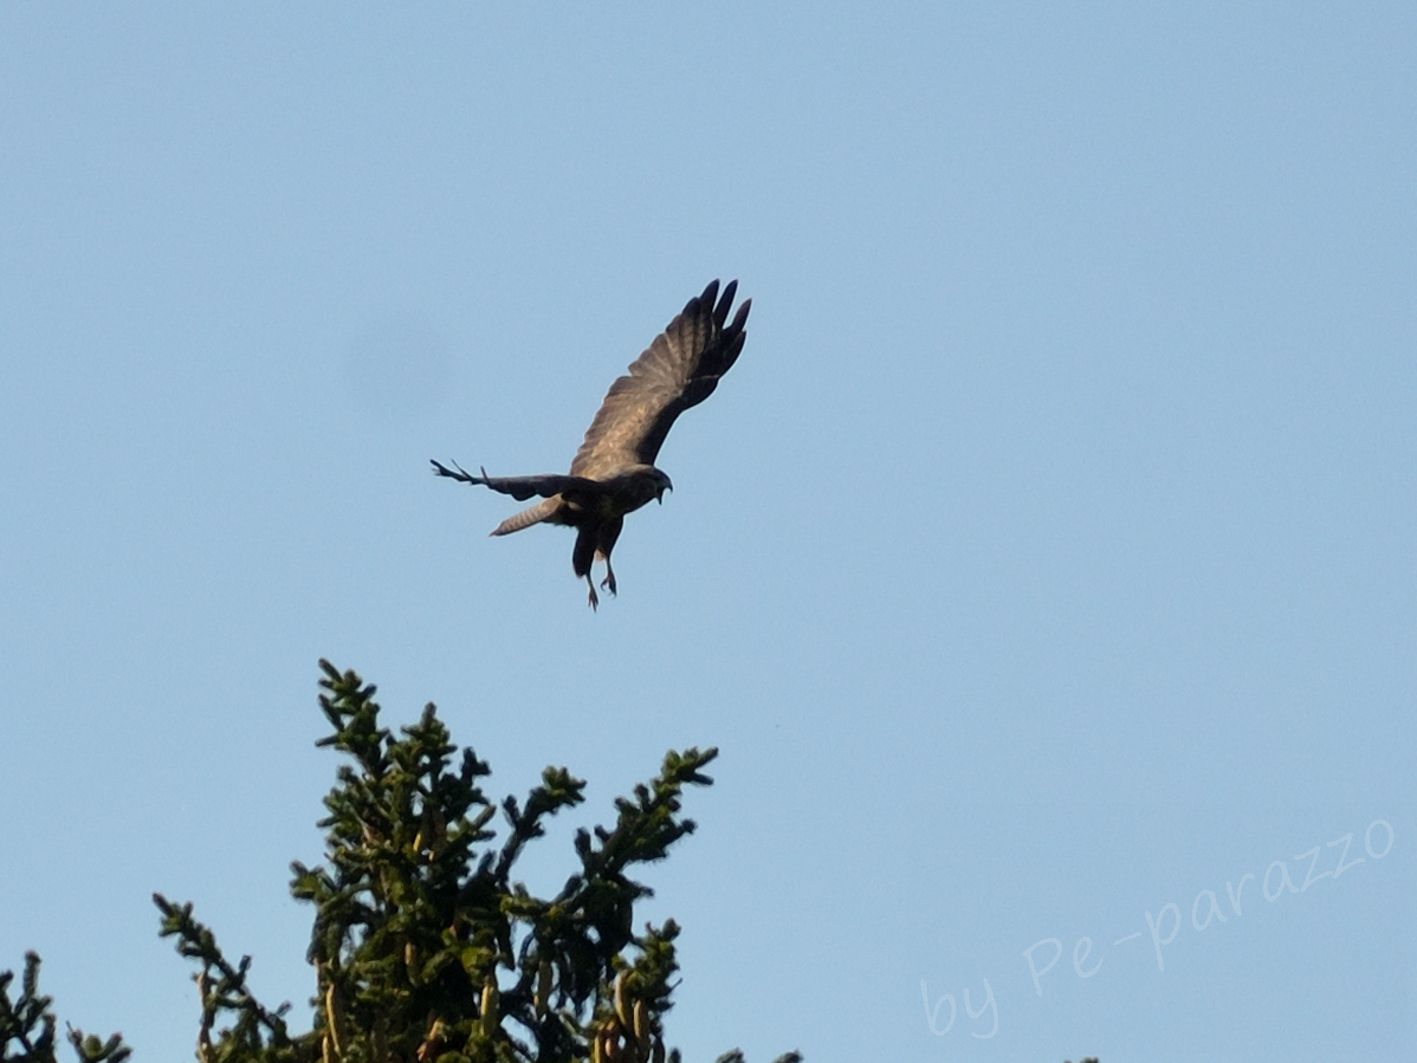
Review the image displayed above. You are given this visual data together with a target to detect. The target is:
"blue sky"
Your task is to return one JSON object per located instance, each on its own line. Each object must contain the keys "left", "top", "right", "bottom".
{"left": 2, "top": 4, "right": 1413, "bottom": 1061}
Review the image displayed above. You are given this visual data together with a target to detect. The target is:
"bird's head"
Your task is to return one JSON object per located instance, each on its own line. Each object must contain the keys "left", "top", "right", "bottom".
{"left": 653, "top": 469, "right": 673, "bottom": 503}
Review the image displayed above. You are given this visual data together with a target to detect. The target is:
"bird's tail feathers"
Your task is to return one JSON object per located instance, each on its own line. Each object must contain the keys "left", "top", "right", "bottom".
{"left": 491, "top": 498, "right": 560, "bottom": 536}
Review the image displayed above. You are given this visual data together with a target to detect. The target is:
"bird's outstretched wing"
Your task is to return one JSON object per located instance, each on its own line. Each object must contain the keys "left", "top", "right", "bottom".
{"left": 569, "top": 279, "right": 751, "bottom": 478}
{"left": 430, "top": 460, "right": 601, "bottom": 502}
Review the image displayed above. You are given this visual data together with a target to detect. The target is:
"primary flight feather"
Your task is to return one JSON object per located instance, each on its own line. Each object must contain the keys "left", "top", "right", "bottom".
{"left": 432, "top": 278, "right": 751, "bottom": 609}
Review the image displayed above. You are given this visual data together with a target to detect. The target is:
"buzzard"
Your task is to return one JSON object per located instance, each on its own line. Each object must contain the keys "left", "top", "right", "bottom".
{"left": 432, "top": 278, "right": 751, "bottom": 609}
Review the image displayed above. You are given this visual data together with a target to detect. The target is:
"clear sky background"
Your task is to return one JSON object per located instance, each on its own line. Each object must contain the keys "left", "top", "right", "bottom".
{"left": 2, "top": 4, "right": 1413, "bottom": 1061}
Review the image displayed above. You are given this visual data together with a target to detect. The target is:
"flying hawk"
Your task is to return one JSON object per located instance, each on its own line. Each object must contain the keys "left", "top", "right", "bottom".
{"left": 432, "top": 279, "right": 751, "bottom": 609}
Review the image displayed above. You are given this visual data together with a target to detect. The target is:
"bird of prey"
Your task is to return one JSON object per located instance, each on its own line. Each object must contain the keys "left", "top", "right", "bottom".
{"left": 432, "top": 278, "right": 751, "bottom": 609}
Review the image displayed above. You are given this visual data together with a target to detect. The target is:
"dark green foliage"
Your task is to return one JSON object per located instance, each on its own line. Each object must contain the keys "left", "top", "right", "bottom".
{"left": 1, "top": 659, "right": 1093, "bottom": 1062}
{"left": 0, "top": 952, "right": 129, "bottom": 1063}
{"left": 1, "top": 661, "right": 800, "bottom": 1063}
{"left": 151, "top": 898, "right": 294, "bottom": 1062}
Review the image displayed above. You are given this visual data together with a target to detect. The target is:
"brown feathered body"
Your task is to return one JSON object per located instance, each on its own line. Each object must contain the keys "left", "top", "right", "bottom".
{"left": 432, "top": 279, "right": 751, "bottom": 608}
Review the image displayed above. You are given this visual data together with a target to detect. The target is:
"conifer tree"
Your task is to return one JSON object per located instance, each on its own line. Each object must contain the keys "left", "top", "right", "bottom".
{"left": 2, "top": 661, "right": 1097, "bottom": 1062}
{"left": 3, "top": 661, "right": 800, "bottom": 1063}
